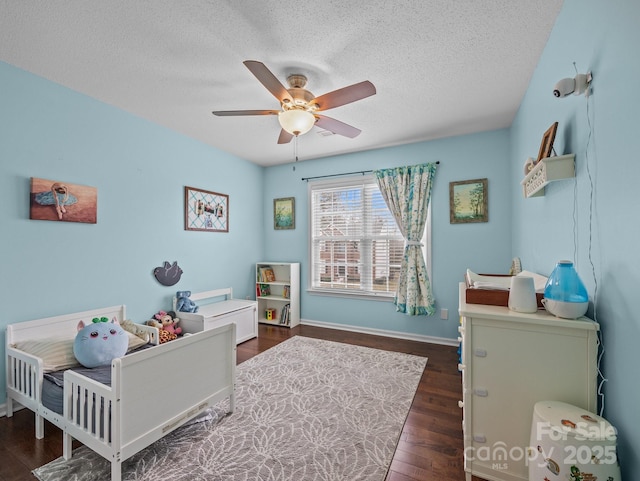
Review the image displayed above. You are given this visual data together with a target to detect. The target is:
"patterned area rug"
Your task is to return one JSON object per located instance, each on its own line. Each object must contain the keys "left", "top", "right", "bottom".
{"left": 33, "top": 336, "right": 427, "bottom": 481}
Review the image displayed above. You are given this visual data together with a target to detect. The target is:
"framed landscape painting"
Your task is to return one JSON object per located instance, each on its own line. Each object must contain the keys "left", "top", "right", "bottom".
{"left": 273, "top": 197, "right": 295, "bottom": 230}
{"left": 449, "top": 178, "right": 488, "bottom": 224}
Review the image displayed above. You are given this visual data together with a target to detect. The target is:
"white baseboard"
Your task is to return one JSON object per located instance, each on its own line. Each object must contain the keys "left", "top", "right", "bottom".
{"left": 0, "top": 402, "right": 25, "bottom": 418}
{"left": 300, "top": 319, "right": 458, "bottom": 347}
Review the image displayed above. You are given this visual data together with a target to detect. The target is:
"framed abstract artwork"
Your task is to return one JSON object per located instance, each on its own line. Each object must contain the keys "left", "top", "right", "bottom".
{"left": 184, "top": 186, "right": 229, "bottom": 232}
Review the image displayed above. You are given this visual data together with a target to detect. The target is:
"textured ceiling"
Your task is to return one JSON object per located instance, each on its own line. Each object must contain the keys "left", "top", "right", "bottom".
{"left": 0, "top": 1, "right": 563, "bottom": 166}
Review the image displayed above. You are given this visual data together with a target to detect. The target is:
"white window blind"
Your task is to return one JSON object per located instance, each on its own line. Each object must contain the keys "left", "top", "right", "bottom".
{"left": 309, "top": 175, "right": 407, "bottom": 298}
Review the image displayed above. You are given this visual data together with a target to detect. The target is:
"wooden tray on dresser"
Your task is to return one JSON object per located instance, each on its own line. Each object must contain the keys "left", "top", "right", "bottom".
{"left": 465, "top": 274, "right": 544, "bottom": 308}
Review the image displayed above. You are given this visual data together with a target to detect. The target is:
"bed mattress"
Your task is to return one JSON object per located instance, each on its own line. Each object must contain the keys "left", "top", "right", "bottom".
{"left": 42, "top": 364, "right": 112, "bottom": 415}
{"left": 42, "top": 343, "right": 154, "bottom": 415}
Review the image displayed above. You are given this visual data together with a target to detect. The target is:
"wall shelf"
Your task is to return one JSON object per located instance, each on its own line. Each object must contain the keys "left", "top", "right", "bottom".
{"left": 521, "top": 153, "right": 575, "bottom": 198}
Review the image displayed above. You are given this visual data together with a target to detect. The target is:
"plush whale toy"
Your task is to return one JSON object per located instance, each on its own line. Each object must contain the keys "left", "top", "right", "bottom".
{"left": 73, "top": 316, "right": 128, "bottom": 368}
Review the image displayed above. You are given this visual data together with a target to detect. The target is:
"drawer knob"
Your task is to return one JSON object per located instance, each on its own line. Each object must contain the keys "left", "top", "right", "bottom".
{"left": 473, "top": 388, "right": 488, "bottom": 397}
{"left": 473, "top": 434, "right": 487, "bottom": 443}
{"left": 474, "top": 348, "right": 487, "bottom": 357}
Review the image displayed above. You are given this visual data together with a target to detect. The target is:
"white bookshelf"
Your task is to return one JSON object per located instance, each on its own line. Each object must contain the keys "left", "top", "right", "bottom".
{"left": 256, "top": 262, "right": 300, "bottom": 328}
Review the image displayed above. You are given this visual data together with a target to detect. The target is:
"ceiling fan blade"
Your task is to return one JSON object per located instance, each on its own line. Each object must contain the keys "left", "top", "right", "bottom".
{"left": 277, "top": 129, "right": 294, "bottom": 144}
{"left": 315, "top": 115, "right": 362, "bottom": 138}
{"left": 311, "top": 81, "right": 376, "bottom": 111}
{"left": 212, "top": 109, "right": 279, "bottom": 116}
{"left": 243, "top": 60, "right": 293, "bottom": 104}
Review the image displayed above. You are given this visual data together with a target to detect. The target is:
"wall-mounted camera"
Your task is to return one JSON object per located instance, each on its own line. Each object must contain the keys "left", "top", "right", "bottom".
{"left": 553, "top": 72, "right": 592, "bottom": 98}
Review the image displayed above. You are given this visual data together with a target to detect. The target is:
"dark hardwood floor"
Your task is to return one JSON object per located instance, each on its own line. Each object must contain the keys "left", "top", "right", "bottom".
{"left": 1, "top": 323, "right": 486, "bottom": 481}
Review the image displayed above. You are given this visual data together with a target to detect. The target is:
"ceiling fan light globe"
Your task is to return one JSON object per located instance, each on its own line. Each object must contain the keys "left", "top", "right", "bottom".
{"left": 278, "top": 110, "right": 315, "bottom": 136}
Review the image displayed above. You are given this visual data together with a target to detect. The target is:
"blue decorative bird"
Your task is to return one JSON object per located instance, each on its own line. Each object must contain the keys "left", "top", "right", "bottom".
{"left": 154, "top": 261, "right": 183, "bottom": 286}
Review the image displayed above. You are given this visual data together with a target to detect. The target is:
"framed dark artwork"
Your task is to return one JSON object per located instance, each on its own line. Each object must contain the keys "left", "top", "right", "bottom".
{"left": 30, "top": 177, "right": 97, "bottom": 224}
{"left": 449, "top": 178, "right": 488, "bottom": 224}
{"left": 184, "top": 186, "right": 228, "bottom": 232}
{"left": 536, "top": 122, "right": 558, "bottom": 162}
{"left": 273, "top": 197, "right": 295, "bottom": 230}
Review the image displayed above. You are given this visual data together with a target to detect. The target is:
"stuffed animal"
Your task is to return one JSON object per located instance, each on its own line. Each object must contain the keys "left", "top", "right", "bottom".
{"left": 146, "top": 318, "right": 163, "bottom": 329}
{"left": 158, "top": 329, "right": 177, "bottom": 343}
{"left": 146, "top": 318, "right": 174, "bottom": 343}
{"left": 147, "top": 310, "right": 181, "bottom": 343}
{"left": 120, "top": 318, "right": 151, "bottom": 343}
{"left": 73, "top": 316, "right": 128, "bottom": 368}
{"left": 154, "top": 310, "right": 182, "bottom": 335}
{"left": 145, "top": 318, "right": 176, "bottom": 343}
{"left": 176, "top": 291, "right": 198, "bottom": 313}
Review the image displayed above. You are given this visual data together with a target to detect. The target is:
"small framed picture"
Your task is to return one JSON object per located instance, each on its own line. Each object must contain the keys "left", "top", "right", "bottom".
{"left": 536, "top": 122, "right": 558, "bottom": 162}
{"left": 449, "top": 178, "right": 488, "bottom": 224}
{"left": 273, "top": 197, "right": 295, "bottom": 230}
{"left": 184, "top": 186, "right": 228, "bottom": 232}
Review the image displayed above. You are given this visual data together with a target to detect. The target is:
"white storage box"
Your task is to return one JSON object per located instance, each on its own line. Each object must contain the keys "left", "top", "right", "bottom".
{"left": 174, "top": 288, "right": 257, "bottom": 344}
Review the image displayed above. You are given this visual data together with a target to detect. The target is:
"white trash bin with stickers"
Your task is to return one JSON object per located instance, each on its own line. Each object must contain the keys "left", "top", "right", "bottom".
{"left": 529, "top": 400, "right": 621, "bottom": 480}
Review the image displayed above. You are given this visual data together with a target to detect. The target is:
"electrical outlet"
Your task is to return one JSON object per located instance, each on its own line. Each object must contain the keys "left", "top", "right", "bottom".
{"left": 440, "top": 308, "right": 448, "bottom": 320}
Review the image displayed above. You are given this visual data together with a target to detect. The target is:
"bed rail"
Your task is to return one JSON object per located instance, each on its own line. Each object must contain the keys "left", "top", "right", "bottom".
{"left": 5, "top": 346, "right": 46, "bottom": 437}
{"left": 6, "top": 347, "right": 41, "bottom": 408}
{"left": 63, "top": 370, "right": 115, "bottom": 459}
{"left": 6, "top": 305, "right": 127, "bottom": 344}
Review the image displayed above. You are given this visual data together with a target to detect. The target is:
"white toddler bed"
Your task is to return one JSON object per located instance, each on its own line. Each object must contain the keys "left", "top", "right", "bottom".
{"left": 6, "top": 305, "right": 236, "bottom": 481}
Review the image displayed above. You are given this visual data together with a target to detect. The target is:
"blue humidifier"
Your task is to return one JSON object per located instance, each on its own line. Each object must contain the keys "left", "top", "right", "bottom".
{"left": 542, "top": 260, "right": 589, "bottom": 319}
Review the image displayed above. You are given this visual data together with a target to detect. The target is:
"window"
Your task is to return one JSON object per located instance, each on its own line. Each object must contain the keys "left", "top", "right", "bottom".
{"left": 308, "top": 175, "right": 430, "bottom": 299}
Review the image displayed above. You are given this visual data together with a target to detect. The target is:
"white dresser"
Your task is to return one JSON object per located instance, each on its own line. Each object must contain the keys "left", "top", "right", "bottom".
{"left": 176, "top": 288, "right": 258, "bottom": 345}
{"left": 458, "top": 283, "right": 599, "bottom": 481}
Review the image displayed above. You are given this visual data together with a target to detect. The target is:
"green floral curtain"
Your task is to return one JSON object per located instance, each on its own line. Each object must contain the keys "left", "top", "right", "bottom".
{"left": 374, "top": 163, "right": 438, "bottom": 315}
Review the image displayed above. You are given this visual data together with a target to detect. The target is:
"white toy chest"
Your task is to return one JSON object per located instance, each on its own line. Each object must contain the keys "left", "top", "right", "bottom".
{"left": 174, "top": 288, "right": 258, "bottom": 344}
{"left": 529, "top": 400, "right": 621, "bottom": 480}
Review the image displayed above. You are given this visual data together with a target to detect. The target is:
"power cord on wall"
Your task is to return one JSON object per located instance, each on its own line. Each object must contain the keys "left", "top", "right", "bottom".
{"left": 587, "top": 100, "right": 607, "bottom": 418}
{"left": 574, "top": 62, "right": 607, "bottom": 416}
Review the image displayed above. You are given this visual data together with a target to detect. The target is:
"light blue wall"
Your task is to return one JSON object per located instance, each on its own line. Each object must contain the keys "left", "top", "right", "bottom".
{"left": 263, "top": 129, "right": 512, "bottom": 341}
{"left": 0, "top": 61, "right": 264, "bottom": 399}
{"left": 510, "top": 0, "right": 639, "bottom": 477}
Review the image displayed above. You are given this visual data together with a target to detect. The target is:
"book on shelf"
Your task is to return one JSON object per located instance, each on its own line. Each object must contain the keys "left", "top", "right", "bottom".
{"left": 283, "top": 284, "right": 290, "bottom": 299}
{"left": 279, "top": 303, "right": 290, "bottom": 326}
{"left": 257, "top": 284, "right": 271, "bottom": 297}
{"left": 258, "top": 266, "right": 276, "bottom": 282}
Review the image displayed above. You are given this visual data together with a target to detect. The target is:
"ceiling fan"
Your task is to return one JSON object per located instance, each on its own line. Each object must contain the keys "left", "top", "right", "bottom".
{"left": 212, "top": 61, "right": 376, "bottom": 144}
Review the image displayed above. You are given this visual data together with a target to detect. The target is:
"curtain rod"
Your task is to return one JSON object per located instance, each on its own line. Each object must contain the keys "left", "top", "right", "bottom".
{"left": 301, "top": 161, "right": 439, "bottom": 182}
